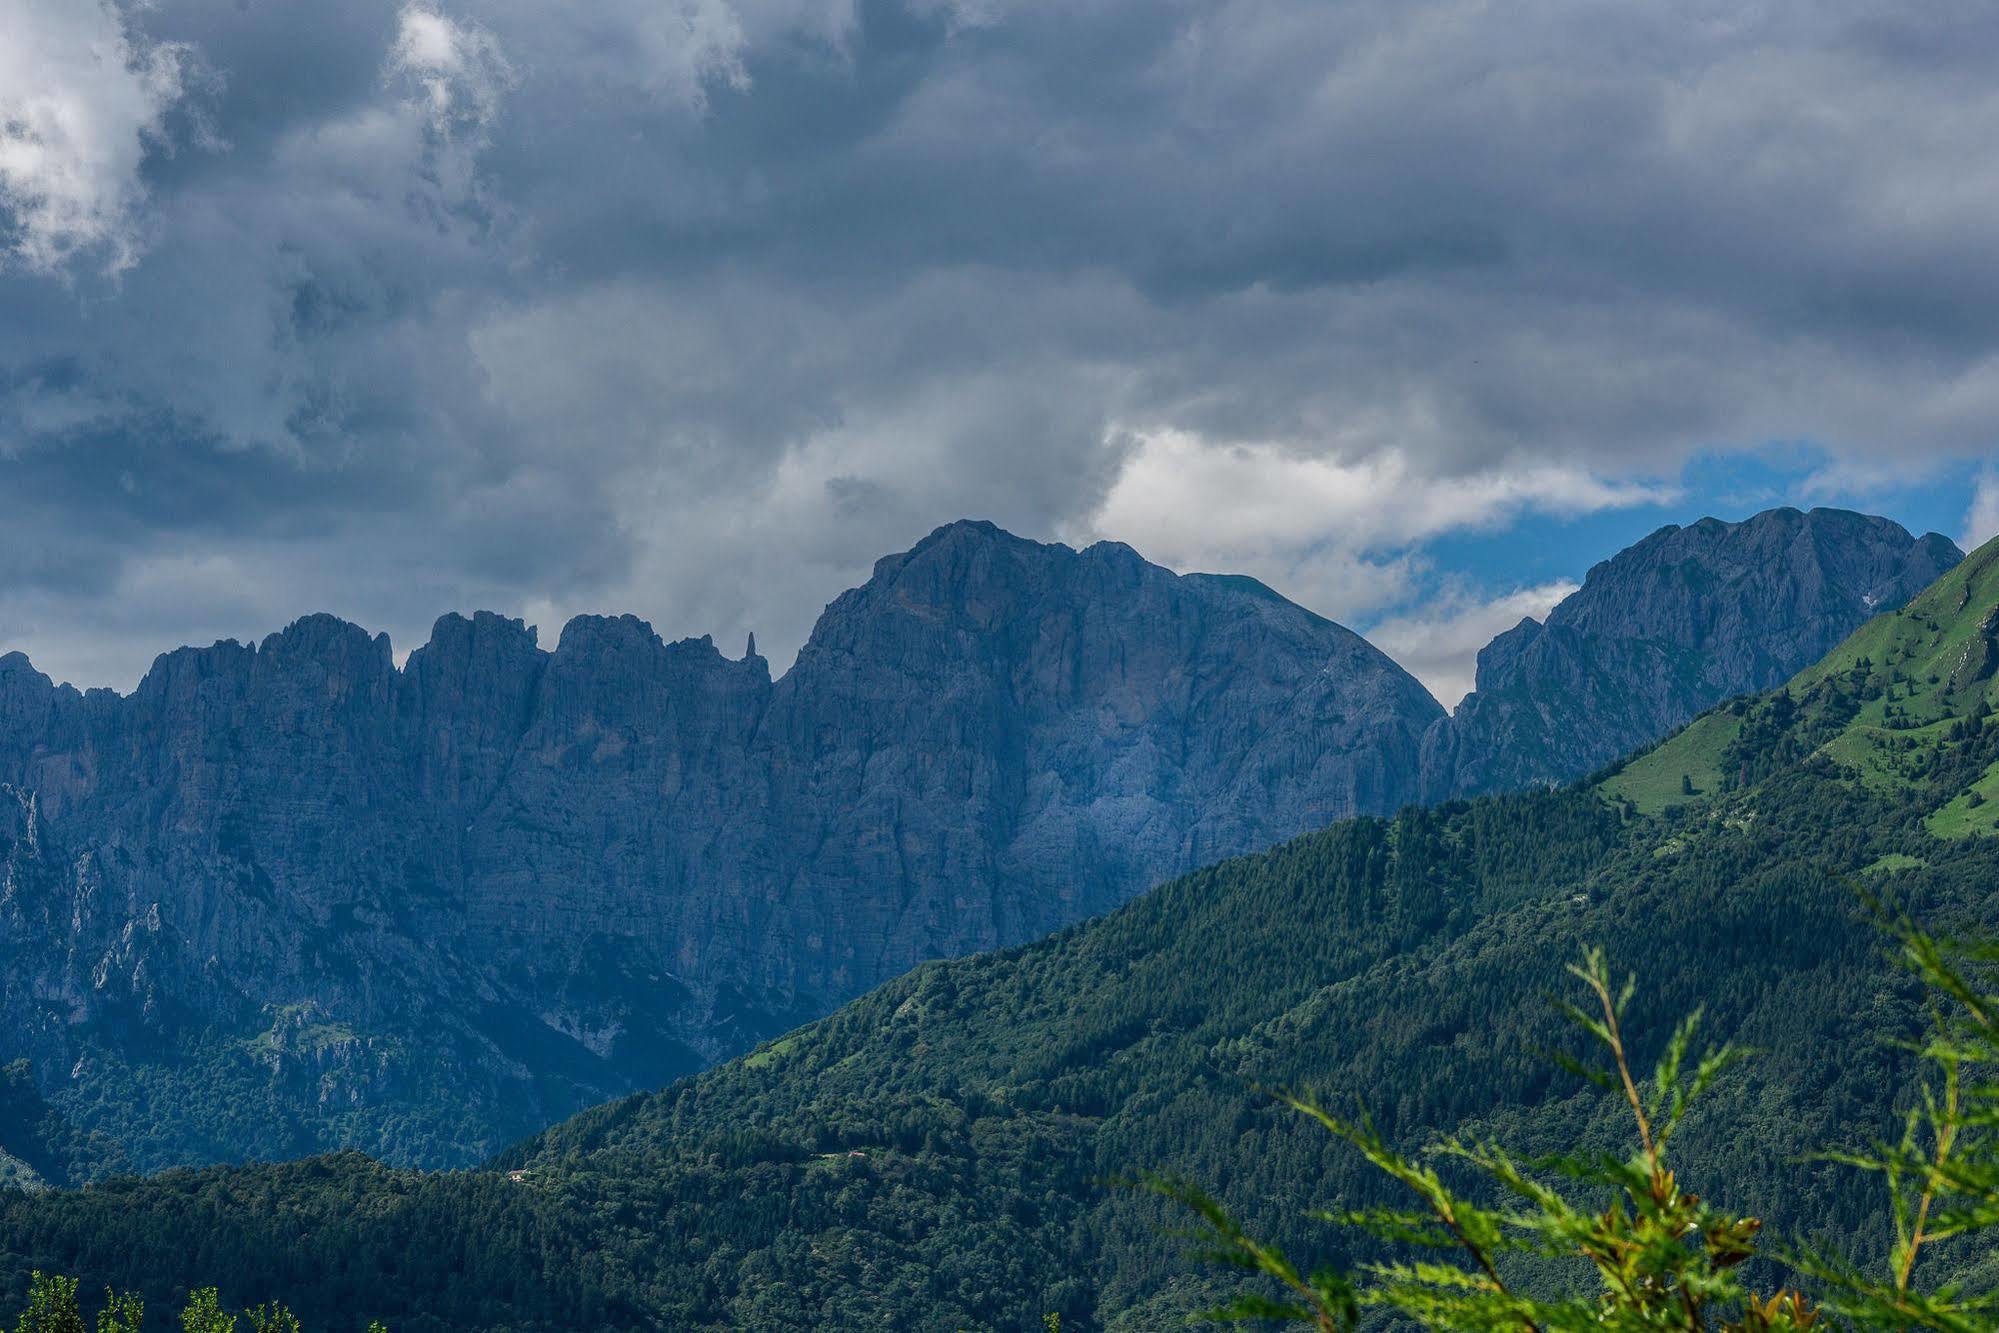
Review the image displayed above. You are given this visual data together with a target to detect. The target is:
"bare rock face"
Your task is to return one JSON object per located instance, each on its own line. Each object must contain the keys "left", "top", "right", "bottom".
{"left": 0, "top": 523, "right": 1441, "bottom": 1167}
{"left": 1424, "top": 508, "right": 1962, "bottom": 799}
{"left": 742, "top": 525, "right": 1442, "bottom": 1000}
{"left": 0, "top": 510, "right": 1958, "bottom": 1168}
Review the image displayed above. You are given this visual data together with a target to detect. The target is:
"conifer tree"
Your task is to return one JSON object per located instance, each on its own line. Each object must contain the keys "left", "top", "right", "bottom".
{"left": 1160, "top": 913, "right": 1999, "bottom": 1330}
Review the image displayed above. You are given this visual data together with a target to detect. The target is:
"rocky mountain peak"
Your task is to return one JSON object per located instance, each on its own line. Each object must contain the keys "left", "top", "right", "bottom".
{"left": 421, "top": 610, "right": 540, "bottom": 654}
{"left": 1427, "top": 505, "right": 1963, "bottom": 799}
{"left": 1547, "top": 507, "right": 1952, "bottom": 645}
{"left": 257, "top": 612, "right": 391, "bottom": 663}
{"left": 0, "top": 654, "right": 53, "bottom": 710}
{"left": 554, "top": 613, "right": 669, "bottom": 661}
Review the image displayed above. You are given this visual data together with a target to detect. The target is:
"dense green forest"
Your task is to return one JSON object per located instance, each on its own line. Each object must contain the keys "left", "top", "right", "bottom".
{"left": 5, "top": 541, "right": 1999, "bottom": 1328}
{"left": 1159, "top": 912, "right": 1999, "bottom": 1330}
{"left": 0, "top": 1066, "right": 126, "bottom": 1194}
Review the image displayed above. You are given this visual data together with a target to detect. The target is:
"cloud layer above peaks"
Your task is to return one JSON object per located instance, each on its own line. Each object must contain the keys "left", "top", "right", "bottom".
{"left": 1, "top": 0, "right": 1993, "bottom": 691}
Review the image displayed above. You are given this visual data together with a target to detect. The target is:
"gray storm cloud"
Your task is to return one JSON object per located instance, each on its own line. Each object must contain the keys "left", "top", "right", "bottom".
{"left": 1, "top": 0, "right": 1994, "bottom": 690}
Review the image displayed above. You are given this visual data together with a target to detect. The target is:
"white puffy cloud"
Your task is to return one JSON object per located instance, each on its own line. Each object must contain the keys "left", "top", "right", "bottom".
{"left": 464, "top": 269, "right": 1133, "bottom": 670}
{"left": 1365, "top": 581, "right": 1580, "bottom": 710}
{"left": 378, "top": 3, "right": 517, "bottom": 208}
{"left": 1966, "top": 471, "right": 1999, "bottom": 552}
{"left": 1071, "top": 428, "right": 1669, "bottom": 622}
{"left": 0, "top": 0, "right": 194, "bottom": 273}
{"left": 389, "top": 4, "right": 514, "bottom": 138}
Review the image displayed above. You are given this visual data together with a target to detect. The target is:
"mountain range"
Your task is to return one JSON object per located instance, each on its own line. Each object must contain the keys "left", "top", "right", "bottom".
{"left": 0, "top": 505, "right": 1961, "bottom": 1169}
{"left": 4, "top": 524, "right": 1997, "bottom": 1329}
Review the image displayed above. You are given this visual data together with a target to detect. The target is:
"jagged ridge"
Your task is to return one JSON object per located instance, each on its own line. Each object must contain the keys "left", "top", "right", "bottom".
{"left": 0, "top": 522, "right": 1439, "bottom": 1167}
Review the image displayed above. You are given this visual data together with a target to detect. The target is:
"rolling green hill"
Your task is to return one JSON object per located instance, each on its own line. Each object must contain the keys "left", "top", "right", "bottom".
{"left": 7, "top": 541, "right": 1999, "bottom": 1330}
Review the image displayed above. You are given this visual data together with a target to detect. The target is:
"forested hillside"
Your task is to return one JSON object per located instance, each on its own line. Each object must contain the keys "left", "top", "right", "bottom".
{"left": 0, "top": 1064, "right": 125, "bottom": 1194}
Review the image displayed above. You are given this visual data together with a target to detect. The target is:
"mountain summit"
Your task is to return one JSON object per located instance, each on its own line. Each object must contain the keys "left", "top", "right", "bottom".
{"left": 1427, "top": 506, "right": 1960, "bottom": 798}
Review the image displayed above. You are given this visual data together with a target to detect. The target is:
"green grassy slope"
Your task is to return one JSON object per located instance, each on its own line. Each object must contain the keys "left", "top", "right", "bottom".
{"left": 1599, "top": 711, "right": 1741, "bottom": 814}
{"left": 7, "top": 542, "right": 1999, "bottom": 1330}
{"left": 1600, "top": 534, "right": 1999, "bottom": 830}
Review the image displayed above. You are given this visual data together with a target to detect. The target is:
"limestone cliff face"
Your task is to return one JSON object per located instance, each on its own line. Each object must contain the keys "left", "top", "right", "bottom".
{"left": 0, "top": 510, "right": 1959, "bottom": 1167}
{"left": 1424, "top": 508, "right": 1963, "bottom": 799}
{"left": 745, "top": 524, "right": 1441, "bottom": 1000}
{"left": 0, "top": 523, "right": 1441, "bottom": 1166}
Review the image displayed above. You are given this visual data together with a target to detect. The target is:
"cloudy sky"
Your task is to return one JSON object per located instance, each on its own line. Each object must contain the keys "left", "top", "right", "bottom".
{"left": 2, "top": 0, "right": 1994, "bottom": 707}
